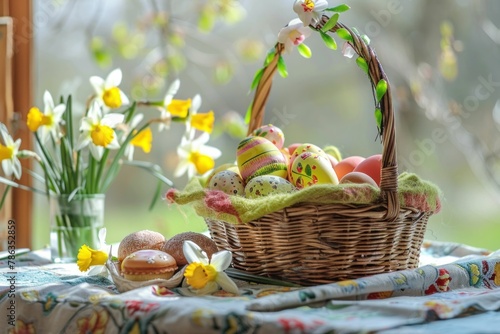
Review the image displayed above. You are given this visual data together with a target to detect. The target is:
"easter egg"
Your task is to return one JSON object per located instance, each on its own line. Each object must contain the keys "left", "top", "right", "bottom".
{"left": 323, "top": 145, "right": 342, "bottom": 162}
{"left": 205, "top": 162, "right": 239, "bottom": 185}
{"left": 326, "top": 154, "right": 339, "bottom": 169}
{"left": 353, "top": 154, "right": 382, "bottom": 186}
{"left": 289, "top": 152, "right": 339, "bottom": 189}
{"left": 339, "top": 171, "right": 378, "bottom": 187}
{"left": 287, "top": 143, "right": 302, "bottom": 155}
{"left": 236, "top": 136, "right": 288, "bottom": 183}
{"left": 245, "top": 175, "right": 297, "bottom": 198}
{"left": 252, "top": 124, "right": 285, "bottom": 149}
{"left": 334, "top": 156, "right": 365, "bottom": 180}
{"left": 207, "top": 170, "right": 245, "bottom": 195}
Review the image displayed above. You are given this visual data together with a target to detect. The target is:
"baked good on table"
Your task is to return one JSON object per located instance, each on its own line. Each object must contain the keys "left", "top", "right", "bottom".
{"left": 120, "top": 249, "right": 178, "bottom": 281}
{"left": 118, "top": 230, "right": 166, "bottom": 263}
{"left": 162, "top": 231, "right": 218, "bottom": 266}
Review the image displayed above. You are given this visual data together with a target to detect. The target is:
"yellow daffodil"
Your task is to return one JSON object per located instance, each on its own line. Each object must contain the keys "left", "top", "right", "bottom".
{"left": 174, "top": 132, "right": 221, "bottom": 179}
{"left": 185, "top": 94, "right": 214, "bottom": 138}
{"left": 26, "top": 90, "right": 66, "bottom": 142}
{"left": 77, "top": 244, "right": 108, "bottom": 272}
{"left": 158, "top": 79, "right": 180, "bottom": 132}
{"left": 76, "top": 101, "right": 124, "bottom": 160}
{"left": 90, "top": 68, "right": 130, "bottom": 111}
{"left": 0, "top": 123, "right": 22, "bottom": 179}
{"left": 278, "top": 18, "right": 312, "bottom": 54}
{"left": 123, "top": 114, "right": 153, "bottom": 161}
{"left": 183, "top": 240, "right": 239, "bottom": 295}
{"left": 293, "top": 0, "right": 328, "bottom": 26}
{"left": 168, "top": 99, "right": 191, "bottom": 118}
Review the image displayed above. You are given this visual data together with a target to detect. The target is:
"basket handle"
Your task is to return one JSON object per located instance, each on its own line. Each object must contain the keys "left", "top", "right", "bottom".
{"left": 247, "top": 17, "right": 400, "bottom": 221}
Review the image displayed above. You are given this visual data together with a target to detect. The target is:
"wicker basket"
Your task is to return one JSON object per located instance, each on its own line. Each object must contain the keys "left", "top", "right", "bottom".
{"left": 205, "top": 16, "right": 436, "bottom": 286}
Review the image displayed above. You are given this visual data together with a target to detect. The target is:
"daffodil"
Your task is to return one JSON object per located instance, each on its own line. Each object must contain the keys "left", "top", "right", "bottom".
{"left": 185, "top": 94, "right": 215, "bottom": 139}
{"left": 278, "top": 18, "right": 312, "bottom": 53}
{"left": 174, "top": 132, "right": 221, "bottom": 179}
{"left": 123, "top": 114, "right": 153, "bottom": 161}
{"left": 0, "top": 123, "right": 22, "bottom": 179}
{"left": 77, "top": 244, "right": 108, "bottom": 272}
{"left": 183, "top": 240, "right": 239, "bottom": 295}
{"left": 76, "top": 101, "right": 125, "bottom": 160}
{"left": 90, "top": 68, "right": 130, "bottom": 111}
{"left": 293, "top": 0, "right": 328, "bottom": 26}
{"left": 158, "top": 79, "right": 180, "bottom": 132}
{"left": 26, "top": 91, "right": 66, "bottom": 142}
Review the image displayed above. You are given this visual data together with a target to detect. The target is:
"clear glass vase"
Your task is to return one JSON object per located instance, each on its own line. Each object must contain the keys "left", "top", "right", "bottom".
{"left": 50, "top": 194, "right": 105, "bottom": 263}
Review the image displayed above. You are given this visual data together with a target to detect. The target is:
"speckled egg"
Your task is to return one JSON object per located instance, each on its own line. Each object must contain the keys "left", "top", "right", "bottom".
{"left": 289, "top": 152, "right": 339, "bottom": 189}
{"left": 251, "top": 124, "right": 285, "bottom": 149}
{"left": 207, "top": 170, "right": 245, "bottom": 196}
{"left": 245, "top": 175, "right": 297, "bottom": 198}
{"left": 236, "top": 136, "right": 288, "bottom": 183}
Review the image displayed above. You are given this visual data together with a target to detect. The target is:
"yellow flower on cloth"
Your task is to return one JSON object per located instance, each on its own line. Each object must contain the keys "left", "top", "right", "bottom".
{"left": 26, "top": 91, "right": 66, "bottom": 142}
{"left": 76, "top": 309, "right": 109, "bottom": 334}
{"left": 293, "top": 0, "right": 328, "bottom": 26}
{"left": 183, "top": 240, "right": 239, "bottom": 295}
{"left": 77, "top": 244, "right": 108, "bottom": 272}
{"left": 76, "top": 101, "right": 125, "bottom": 160}
{"left": 90, "top": 68, "right": 130, "bottom": 110}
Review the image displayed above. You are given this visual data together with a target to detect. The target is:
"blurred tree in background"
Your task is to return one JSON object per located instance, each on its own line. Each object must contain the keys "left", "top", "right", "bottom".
{"left": 32, "top": 0, "right": 500, "bottom": 250}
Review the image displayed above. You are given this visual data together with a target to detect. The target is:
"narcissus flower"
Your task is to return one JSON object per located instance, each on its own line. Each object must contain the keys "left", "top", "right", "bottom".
{"left": 174, "top": 132, "right": 221, "bottom": 179}
{"left": 76, "top": 101, "right": 124, "bottom": 160}
{"left": 158, "top": 79, "right": 180, "bottom": 132}
{"left": 185, "top": 94, "right": 214, "bottom": 138}
{"left": 90, "top": 68, "right": 130, "bottom": 110}
{"left": 183, "top": 240, "right": 239, "bottom": 295}
{"left": 77, "top": 244, "right": 109, "bottom": 272}
{"left": 26, "top": 91, "right": 66, "bottom": 142}
{"left": 123, "top": 114, "right": 153, "bottom": 161}
{"left": 0, "top": 123, "right": 22, "bottom": 179}
{"left": 293, "top": 0, "right": 328, "bottom": 26}
{"left": 278, "top": 18, "right": 312, "bottom": 53}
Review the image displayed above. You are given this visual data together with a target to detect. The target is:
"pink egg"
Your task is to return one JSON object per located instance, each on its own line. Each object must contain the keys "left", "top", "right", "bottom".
{"left": 353, "top": 154, "right": 382, "bottom": 186}
{"left": 252, "top": 124, "right": 285, "bottom": 149}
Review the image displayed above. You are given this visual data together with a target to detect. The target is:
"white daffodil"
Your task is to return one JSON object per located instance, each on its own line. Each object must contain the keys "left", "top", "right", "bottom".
{"left": 174, "top": 132, "right": 221, "bottom": 179}
{"left": 76, "top": 101, "right": 125, "bottom": 161}
{"left": 184, "top": 94, "right": 214, "bottom": 140}
{"left": 0, "top": 123, "right": 22, "bottom": 179}
{"left": 293, "top": 0, "right": 328, "bottom": 26}
{"left": 183, "top": 240, "right": 239, "bottom": 295}
{"left": 90, "top": 68, "right": 130, "bottom": 111}
{"left": 278, "top": 18, "right": 312, "bottom": 53}
{"left": 26, "top": 91, "right": 66, "bottom": 143}
{"left": 122, "top": 113, "right": 153, "bottom": 161}
{"left": 158, "top": 79, "right": 181, "bottom": 132}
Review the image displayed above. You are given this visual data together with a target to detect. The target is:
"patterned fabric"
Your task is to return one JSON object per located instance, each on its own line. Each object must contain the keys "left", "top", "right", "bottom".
{"left": 1, "top": 242, "right": 499, "bottom": 333}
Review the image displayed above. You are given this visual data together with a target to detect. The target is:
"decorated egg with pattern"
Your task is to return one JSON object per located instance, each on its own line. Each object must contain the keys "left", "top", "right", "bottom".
{"left": 245, "top": 175, "right": 297, "bottom": 198}
{"left": 289, "top": 152, "right": 339, "bottom": 189}
{"left": 236, "top": 136, "right": 288, "bottom": 183}
{"left": 251, "top": 124, "right": 285, "bottom": 149}
{"left": 207, "top": 170, "right": 245, "bottom": 195}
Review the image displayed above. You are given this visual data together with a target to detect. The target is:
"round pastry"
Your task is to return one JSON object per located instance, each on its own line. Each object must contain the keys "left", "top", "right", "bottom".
{"left": 118, "top": 230, "right": 166, "bottom": 263}
{"left": 120, "top": 249, "right": 178, "bottom": 281}
{"left": 162, "top": 231, "right": 218, "bottom": 266}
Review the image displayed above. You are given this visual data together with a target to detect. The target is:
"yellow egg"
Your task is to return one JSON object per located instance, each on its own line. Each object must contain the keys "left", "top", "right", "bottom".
{"left": 245, "top": 175, "right": 297, "bottom": 198}
{"left": 207, "top": 170, "right": 245, "bottom": 195}
{"left": 289, "top": 152, "right": 339, "bottom": 189}
{"left": 236, "top": 136, "right": 288, "bottom": 183}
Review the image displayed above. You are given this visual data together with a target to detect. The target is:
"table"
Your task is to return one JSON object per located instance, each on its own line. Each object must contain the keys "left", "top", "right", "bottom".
{"left": 1, "top": 241, "right": 500, "bottom": 333}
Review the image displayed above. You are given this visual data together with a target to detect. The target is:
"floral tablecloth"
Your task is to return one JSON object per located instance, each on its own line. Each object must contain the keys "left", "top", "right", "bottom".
{"left": 1, "top": 241, "right": 499, "bottom": 334}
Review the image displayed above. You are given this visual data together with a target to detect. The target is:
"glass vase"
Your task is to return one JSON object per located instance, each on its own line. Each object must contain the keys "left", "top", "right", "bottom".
{"left": 50, "top": 194, "right": 105, "bottom": 263}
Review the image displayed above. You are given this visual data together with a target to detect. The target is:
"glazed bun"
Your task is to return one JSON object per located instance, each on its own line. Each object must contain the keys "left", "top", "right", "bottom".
{"left": 118, "top": 230, "right": 166, "bottom": 263}
{"left": 162, "top": 231, "right": 218, "bottom": 266}
{"left": 121, "top": 249, "right": 178, "bottom": 281}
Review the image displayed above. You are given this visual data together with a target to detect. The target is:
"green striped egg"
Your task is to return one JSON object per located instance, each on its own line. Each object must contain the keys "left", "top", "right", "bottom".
{"left": 236, "top": 136, "right": 287, "bottom": 183}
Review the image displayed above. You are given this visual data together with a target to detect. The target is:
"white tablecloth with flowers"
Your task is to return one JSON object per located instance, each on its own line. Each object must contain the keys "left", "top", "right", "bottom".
{"left": 1, "top": 241, "right": 500, "bottom": 334}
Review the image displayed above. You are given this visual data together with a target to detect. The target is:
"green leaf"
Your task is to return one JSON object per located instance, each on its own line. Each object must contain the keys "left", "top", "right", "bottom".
{"left": 321, "top": 13, "right": 339, "bottom": 32}
{"left": 245, "top": 102, "right": 252, "bottom": 124}
{"left": 149, "top": 181, "right": 163, "bottom": 211}
{"left": 336, "top": 28, "right": 353, "bottom": 42}
{"left": 264, "top": 48, "right": 276, "bottom": 66}
{"left": 305, "top": 164, "right": 312, "bottom": 177}
{"left": 376, "top": 79, "right": 388, "bottom": 103}
{"left": 297, "top": 43, "right": 312, "bottom": 58}
{"left": 356, "top": 57, "right": 369, "bottom": 74}
{"left": 361, "top": 34, "right": 371, "bottom": 45}
{"left": 325, "top": 4, "right": 350, "bottom": 12}
{"left": 277, "top": 56, "right": 288, "bottom": 78}
{"left": 250, "top": 68, "right": 265, "bottom": 91}
{"left": 319, "top": 30, "right": 337, "bottom": 50}
{"left": 374, "top": 108, "right": 383, "bottom": 130}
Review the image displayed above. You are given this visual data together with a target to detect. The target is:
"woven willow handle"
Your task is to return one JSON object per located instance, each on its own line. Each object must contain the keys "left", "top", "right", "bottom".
{"left": 247, "top": 17, "right": 400, "bottom": 221}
